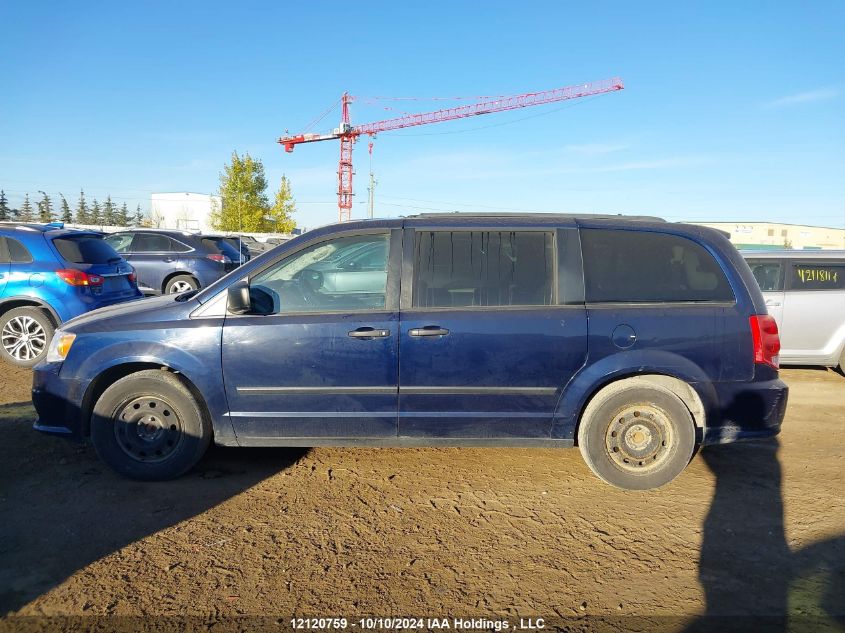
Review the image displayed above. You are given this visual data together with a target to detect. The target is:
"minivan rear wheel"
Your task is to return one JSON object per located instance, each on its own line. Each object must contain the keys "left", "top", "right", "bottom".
{"left": 578, "top": 384, "right": 695, "bottom": 490}
{"left": 91, "top": 370, "right": 212, "bottom": 480}
{"left": 0, "top": 307, "right": 55, "bottom": 368}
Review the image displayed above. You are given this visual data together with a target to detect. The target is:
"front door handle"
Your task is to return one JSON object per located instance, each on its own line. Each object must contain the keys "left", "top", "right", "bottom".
{"left": 348, "top": 327, "right": 390, "bottom": 339}
{"left": 765, "top": 299, "right": 782, "bottom": 307}
{"left": 409, "top": 326, "right": 449, "bottom": 337}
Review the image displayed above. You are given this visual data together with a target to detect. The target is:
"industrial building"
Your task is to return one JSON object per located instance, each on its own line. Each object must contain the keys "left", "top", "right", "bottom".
{"left": 149, "top": 192, "right": 221, "bottom": 233}
{"left": 693, "top": 222, "right": 845, "bottom": 250}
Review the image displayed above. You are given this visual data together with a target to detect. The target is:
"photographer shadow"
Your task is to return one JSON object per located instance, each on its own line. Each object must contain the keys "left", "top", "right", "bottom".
{"left": 688, "top": 437, "right": 844, "bottom": 632}
{"left": 0, "top": 401, "right": 307, "bottom": 614}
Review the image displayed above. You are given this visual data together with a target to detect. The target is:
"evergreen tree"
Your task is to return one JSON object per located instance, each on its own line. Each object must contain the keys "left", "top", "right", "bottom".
{"left": 102, "top": 195, "right": 116, "bottom": 226}
{"left": 268, "top": 175, "right": 297, "bottom": 233}
{"left": 134, "top": 204, "right": 144, "bottom": 226}
{"left": 59, "top": 195, "right": 73, "bottom": 223}
{"left": 117, "top": 202, "right": 131, "bottom": 227}
{"left": 37, "top": 191, "right": 55, "bottom": 223}
{"left": 0, "top": 190, "right": 10, "bottom": 221}
{"left": 90, "top": 199, "right": 102, "bottom": 225}
{"left": 211, "top": 151, "right": 270, "bottom": 232}
{"left": 75, "top": 190, "right": 89, "bottom": 224}
{"left": 19, "top": 194, "right": 35, "bottom": 222}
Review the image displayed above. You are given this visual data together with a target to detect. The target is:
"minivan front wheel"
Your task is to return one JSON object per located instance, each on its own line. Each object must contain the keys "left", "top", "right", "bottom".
{"left": 91, "top": 370, "right": 211, "bottom": 480}
{"left": 578, "top": 384, "right": 695, "bottom": 490}
{"left": 0, "top": 307, "right": 55, "bottom": 368}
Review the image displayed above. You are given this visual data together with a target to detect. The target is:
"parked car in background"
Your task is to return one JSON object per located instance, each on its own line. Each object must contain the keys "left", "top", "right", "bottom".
{"left": 34, "top": 214, "right": 787, "bottom": 489}
{"left": 0, "top": 222, "right": 141, "bottom": 367}
{"left": 229, "top": 234, "right": 268, "bottom": 256}
{"left": 744, "top": 250, "right": 845, "bottom": 372}
{"left": 103, "top": 230, "right": 242, "bottom": 295}
{"left": 215, "top": 236, "right": 252, "bottom": 263}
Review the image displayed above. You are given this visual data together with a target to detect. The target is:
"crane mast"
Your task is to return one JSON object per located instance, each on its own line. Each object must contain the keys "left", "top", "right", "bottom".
{"left": 279, "top": 77, "right": 623, "bottom": 222}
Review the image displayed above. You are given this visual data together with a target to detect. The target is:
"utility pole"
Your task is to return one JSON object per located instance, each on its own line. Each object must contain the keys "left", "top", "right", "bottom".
{"left": 367, "top": 141, "right": 377, "bottom": 219}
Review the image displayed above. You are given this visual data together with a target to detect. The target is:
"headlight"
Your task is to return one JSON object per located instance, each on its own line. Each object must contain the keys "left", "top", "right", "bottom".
{"left": 46, "top": 331, "right": 76, "bottom": 363}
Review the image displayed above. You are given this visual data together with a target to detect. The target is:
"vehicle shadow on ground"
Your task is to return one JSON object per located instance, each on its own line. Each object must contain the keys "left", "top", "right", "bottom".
{"left": 0, "top": 402, "right": 307, "bottom": 614}
{"left": 687, "top": 438, "right": 845, "bottom": 632}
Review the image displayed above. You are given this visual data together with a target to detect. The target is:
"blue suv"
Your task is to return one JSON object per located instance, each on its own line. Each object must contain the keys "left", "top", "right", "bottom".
{"left": 32, "top": 214, "right": 788, "bottom": 489}
{"left": 0, "top": 223, "right": 141, "bottom": 367}
{"left": 103, "top": 229, "right": 243, "bottom": 295}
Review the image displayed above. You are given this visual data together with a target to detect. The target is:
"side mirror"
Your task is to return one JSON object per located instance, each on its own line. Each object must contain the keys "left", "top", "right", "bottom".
{"left": 227, "top": 280, "right": 251, "bottom": 314}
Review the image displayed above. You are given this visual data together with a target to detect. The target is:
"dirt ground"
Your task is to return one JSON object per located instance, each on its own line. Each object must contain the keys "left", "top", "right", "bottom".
{"left": 1, "top": 365, "right": 843, "bottom": 630}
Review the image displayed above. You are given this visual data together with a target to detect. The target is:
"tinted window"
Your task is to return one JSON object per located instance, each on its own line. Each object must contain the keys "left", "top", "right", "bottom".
{"left": 133, "top": 233, "right": 174, "bottom": 252}
{"left": 203, "top": 237, "right": 240, "bottom": 260}
{"left": 170, "top": 239, "right": 192, "bottom": 253}
{"left": 789, "top": 263, "right": 845, "bottom": 291}
{"left": 104, "top": 233, "right": 134, "bottom": 253}
{"left": 250, "top": 234, "right": 388, "bottom": 314}
{"left": 6, "top": 238, "right": 33, "bottom": 263}
{"left": 413, "top": 231, "right": 554, "bottom": 308}
{"left": 53, "top": 235, "right": 121, "bottom": 264}
{"left": 582, "top": 229, "right": 734, "bottom": 303}
{"left": 748, "top": 260, "right": 784, "bottom": 292}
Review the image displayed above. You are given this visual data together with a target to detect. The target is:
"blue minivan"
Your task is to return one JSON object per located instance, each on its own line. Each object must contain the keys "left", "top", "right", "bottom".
{"left": 32, "top": 214, "right": 788, "bottom": 489}
{"left": 0, "top": 223, "right": 141, "bottom": 367}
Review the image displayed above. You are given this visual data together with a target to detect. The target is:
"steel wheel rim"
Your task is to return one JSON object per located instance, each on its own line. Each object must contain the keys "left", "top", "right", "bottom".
{"left": 605, "top": 404, "right": 673, "bottom": 474}
{"left": 1, "top": 316, "right": 47, "bottom": 361}
{"left": 168, "top": 279, "right": 194, "bottom": 293}
{"left": 114, "top": 396, "right": 184, "bottom": 463}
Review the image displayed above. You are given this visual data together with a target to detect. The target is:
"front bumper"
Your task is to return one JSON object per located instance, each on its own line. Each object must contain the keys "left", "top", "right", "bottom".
{"left": 702, "top": 376, "right": 789, "bottom": 445}
{"left": 32, "top": 362, "right": 87, "bottom": 441}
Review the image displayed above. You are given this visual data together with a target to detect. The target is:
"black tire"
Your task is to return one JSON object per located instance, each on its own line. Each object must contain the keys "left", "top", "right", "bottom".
{"left": 0, "top": 306, "right": 55, "bottom": 368}
{"left": 164, "top": 274, "right": 198, "bottom": 294}
{"left": 577, "top": 382, "right": 696, "bottom": 490}
{"left": 838, "top": 347, "right": 845, "bottom": 376}
{"left": 90, "top": 370, "right": 212, "bottom": 480}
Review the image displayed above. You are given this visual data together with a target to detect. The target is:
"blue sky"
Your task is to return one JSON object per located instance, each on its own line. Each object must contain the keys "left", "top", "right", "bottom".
{"left": 1, "top": 1, "right": 843, "bottom": 228}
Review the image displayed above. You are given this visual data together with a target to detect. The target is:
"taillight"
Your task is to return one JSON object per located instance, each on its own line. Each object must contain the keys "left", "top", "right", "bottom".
{"left": 749, "top": 315, "right": 780, "bottom": 369}
{"left": 127, "top": 268, "right": 137, "bottom": 283}
{"left": 56, "top": 269, "right": 104, "bottom": 287}
{"left": 207, "top": 253, "right": 232, "bottom": 264}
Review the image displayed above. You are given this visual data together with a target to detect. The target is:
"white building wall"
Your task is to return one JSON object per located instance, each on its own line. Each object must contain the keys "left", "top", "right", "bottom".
{"left": 150, "top": 192, "right": 220, "bottom": 233}
{"left": 694, "top": 222, "right": 845, "bottom": 250}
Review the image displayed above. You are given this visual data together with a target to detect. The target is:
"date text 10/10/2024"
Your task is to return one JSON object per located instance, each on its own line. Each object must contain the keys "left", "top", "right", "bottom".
{"left": 290, "top": 617, "right": 546, "bottom": 630}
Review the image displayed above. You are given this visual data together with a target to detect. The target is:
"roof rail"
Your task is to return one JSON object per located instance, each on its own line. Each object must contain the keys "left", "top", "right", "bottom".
{"left": 407, "top": 212, "right": 667, "bottom": 222}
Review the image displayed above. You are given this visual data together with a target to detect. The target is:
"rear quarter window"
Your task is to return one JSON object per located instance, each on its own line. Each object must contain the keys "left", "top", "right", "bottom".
{"left": 788, "top": 263, "right": 845, "bottom": 291}
{"left": 581, "top": 229, "right": 735, "bottom": 303}
{"left": 5, "top": 237, "right": 34, "bottom": 263}
{"left": 52, "top": 235, "right": 121, "bottom": 264}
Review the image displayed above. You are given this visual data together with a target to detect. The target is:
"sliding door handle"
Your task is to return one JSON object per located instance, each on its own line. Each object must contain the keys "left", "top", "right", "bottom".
{"left": 348, "top": 327, "right": 390, "bottom": 339}
{"left": 409, "top": 326, "right": 449, "bottom": 337}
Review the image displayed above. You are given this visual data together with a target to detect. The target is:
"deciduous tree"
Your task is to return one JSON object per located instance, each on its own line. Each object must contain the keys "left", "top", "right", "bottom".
{"left": 268, "top": 175, "right": 297, "bottom": 233}
{"left": 212, "top": 151, "right": 270, "bottom": 232}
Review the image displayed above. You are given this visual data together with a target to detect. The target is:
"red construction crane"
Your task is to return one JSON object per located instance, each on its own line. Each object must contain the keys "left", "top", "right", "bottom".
{"left": 278, "top": 77, "right": 624, "bottom": 222}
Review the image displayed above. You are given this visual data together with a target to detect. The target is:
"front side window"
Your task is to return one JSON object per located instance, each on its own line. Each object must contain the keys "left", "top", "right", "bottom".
{"left": 789, "top": 263, "right": 845, "bottom": 291}
{"left": 412, "top": 231, "right": 554, "bottom": 308}
{"left": 748, "top": 261, "right": 784, "bottom": 292}
{"left": 249, "top": 233, "right": 389, "bottom": 314}
{"left": 581, "top": 229, "right": 734, "bottom": 303}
